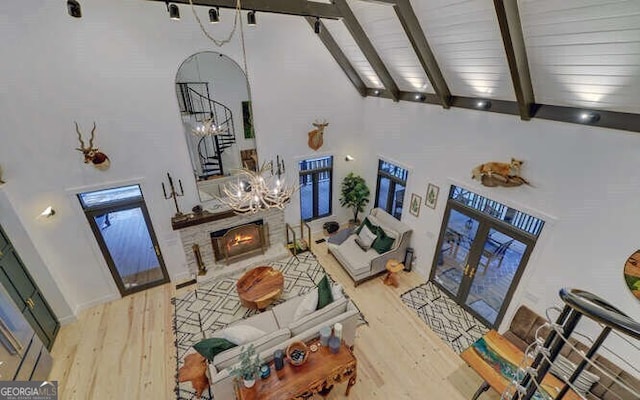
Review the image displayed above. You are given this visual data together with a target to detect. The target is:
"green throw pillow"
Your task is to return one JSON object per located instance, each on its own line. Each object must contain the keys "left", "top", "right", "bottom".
{"left": 372, "top": 228, "right": 395, "bottom": 254}
{"left": 355, "top": 217, "right": 378, "bottom": 236}
{"left": 316, "top": 274, "right": 334, "bottom": 310}
{"left": 193, "top": 337, "right": 237, "bottom": 362}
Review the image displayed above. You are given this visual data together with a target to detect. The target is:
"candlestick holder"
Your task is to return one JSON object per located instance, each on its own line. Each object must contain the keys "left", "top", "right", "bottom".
{"left": 162, "top": 172, "right": 185, "bottom": 217}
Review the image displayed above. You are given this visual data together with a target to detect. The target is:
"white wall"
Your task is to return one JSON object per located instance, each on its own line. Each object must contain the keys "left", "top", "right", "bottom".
{"left": 361, "top": 99, "right": 640, "bottom": 334}
{"left": 0, "top": 0, "right": 363, "bottom": 317}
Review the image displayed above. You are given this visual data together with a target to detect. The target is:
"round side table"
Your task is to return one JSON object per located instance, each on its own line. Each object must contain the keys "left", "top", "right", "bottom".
{"left": 384, "top": 259, "right": 404, "bottom": 288}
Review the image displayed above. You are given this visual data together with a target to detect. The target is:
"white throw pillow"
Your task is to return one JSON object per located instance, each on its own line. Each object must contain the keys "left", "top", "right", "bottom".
{"left": 293, "top": 288, "right": 318, "bottom": 321}
{"left": 331, "top": 283, "right": 345, "bottom": 300}
{"left": 358, "top": 225, "right": 377, "bottom": 248}
{"left": 222, "top": 325, "right": 266, "bottom": 345}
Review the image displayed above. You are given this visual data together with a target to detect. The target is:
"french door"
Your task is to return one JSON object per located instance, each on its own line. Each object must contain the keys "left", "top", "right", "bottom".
{"left": 78, "top": 185, "right": 169, "bottom": 296}
{"left": 430, "top": 203, "right": 536, "bottom": 328}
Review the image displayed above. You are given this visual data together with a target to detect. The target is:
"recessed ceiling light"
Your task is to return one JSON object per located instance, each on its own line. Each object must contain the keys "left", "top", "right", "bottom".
{"left": 476, "top": 100, "right": 491, "bottom": 110}
{"left": 373, "top": 89, "right": 380, "bottom": 96}
{"left": 579, "top": 112, "right": 600, "bottom": 124}
{"left": 415, "top": 94, "right": 426, "bottom": 101}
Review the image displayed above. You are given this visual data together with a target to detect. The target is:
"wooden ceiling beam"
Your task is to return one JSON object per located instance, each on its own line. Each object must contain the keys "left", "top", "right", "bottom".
{"left": 145, "top": 0, "right": 342, "bottom": 19}
{"left": 493, "top": 0, "right": 536, "bottom": 120}
{"left": 306, "top": 17, "right": 367, "bottom": 97}
{"left": 392, "top": 0, "right": 451, "bottom": 108}
{"left": 333, "top": 0, "right": 400, "bottom": 102}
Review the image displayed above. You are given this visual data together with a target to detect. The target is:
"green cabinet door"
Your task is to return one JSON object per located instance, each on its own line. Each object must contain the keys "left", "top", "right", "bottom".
{"left": 0, "top": 226, "right": 59, "bottom": 350}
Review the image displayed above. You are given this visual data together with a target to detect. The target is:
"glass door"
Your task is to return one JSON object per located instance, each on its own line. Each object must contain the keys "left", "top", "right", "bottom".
{"left": 78, "top": 185, "right": 169, "bottom": 296}
{"left": 431, "top": 202, "right": 535, "bottom": 328}
{"left": 433, "top": 209, "right": 480, "bottom": 297}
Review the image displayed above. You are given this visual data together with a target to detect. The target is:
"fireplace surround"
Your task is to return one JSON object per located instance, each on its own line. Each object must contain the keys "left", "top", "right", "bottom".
{"left": 211, "top": 220, "right": 267, "bottom": 264}
{"left": 174, "top": 208, "right": 286, "bottom": 277}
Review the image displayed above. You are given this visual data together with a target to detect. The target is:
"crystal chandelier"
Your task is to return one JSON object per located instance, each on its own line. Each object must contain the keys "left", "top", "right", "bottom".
{"left": 218, "top": 157, "right": 297, "bottom": 214}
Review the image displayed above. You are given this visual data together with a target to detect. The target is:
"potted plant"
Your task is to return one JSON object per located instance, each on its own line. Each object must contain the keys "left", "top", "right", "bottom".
{"left": 229, "top": 344, "right": 262, "bottom": 388}
{"left": 339, "top": 173, "right": 370, "bottom": 224}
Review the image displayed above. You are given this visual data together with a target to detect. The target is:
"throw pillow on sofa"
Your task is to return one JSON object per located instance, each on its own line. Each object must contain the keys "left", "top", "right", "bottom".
{"left": 293, "top": 287, "right": 318, "bottom": 321}
{"left": 222, "top": 325, "right": 266, "bottom": 345}
{"left": 193, "top": 337, "right": 237, "bottom": 361}
{"left": 358, "top": 225, "right": 377, "bottom": 248}
{"left": 372, "top": 228, "right": 395, "bottom": 254}
{"left": 317, "top": 275, "right": 334, "bottom": 310}
{"left": 331, "top": 283, "right": 345, "bottom": 300}
{"left": 355, "top": 217, "right": 378, "bottom": 235}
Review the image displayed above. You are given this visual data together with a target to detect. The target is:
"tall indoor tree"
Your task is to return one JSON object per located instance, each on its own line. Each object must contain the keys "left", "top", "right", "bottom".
{"left": 339, "top": 173, "right": 370, "bottom": 223}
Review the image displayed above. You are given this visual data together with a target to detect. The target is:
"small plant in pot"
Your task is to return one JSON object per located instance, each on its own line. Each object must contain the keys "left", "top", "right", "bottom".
{"left": 339, "top": 173, "right": 370, "bottom": 225}
{"left": 229, "top": 344, "right": 262, "bottom": 388}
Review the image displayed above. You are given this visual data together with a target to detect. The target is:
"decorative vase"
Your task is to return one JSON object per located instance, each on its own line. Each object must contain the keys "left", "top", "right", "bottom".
{"left": 328, "top": 335, "right": 341, "bottom": 354}
{"left": 243, "top": 378, "right": 256, "bottom": 388}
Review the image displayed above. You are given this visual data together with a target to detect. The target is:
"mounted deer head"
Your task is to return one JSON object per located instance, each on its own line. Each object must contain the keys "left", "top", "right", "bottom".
{"left": 308, "top": 119, "right": 328, "bottom": 151}
{"left": 75, "top": 121, "right": 110, "bottom": 170}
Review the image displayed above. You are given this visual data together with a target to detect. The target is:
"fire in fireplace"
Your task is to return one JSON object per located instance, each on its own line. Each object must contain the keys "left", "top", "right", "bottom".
{"left": 211, "top": 220, "right": 268, "bottom": 264}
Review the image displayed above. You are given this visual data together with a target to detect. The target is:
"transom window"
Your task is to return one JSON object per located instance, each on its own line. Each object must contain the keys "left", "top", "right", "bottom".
{"left": 449, "top": 185, "right": 544, "bottom": 237}
{"left": 374, "top": 160, "right": 408, "bottom": 220}
{"left": 299, "top": 156, "right": 333, "bottom": 221}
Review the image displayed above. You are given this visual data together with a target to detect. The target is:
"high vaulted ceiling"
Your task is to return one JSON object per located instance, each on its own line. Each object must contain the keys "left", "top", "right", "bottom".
{"left": 151, "top": 0, "right": 640, "bottom": 132}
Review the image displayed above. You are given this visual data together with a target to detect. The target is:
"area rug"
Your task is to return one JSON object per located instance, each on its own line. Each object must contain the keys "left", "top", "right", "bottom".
{"left": 401, "top": 281, "right": 488, "bottom": 354}
{"left": 171, "top": 251, "right": 364, "bottom": 400}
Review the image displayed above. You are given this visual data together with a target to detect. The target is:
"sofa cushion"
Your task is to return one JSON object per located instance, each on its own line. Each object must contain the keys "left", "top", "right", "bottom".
{"left": 193, "top": 337, "right": 237, "bottom": 362}
{"left": 214, "top": 327, "right": 291, "bottom": 370}
{"left": 272, "top": 295, "right": 304, "bottom": 329}
{"left": 213, "top": 308, "right": 279, "bottom": 337}
{"left": 293, "top": 288, "right": 318, "bottom": 321}
{"left": 222, "top": 325, "right": 265, "bottom": 345}
{"left": 317, "top": 275, "right": 333, "bottom": 310}
{"left": 357, "top": 225, "right": 377, "bottom": 248}
{"left": 371, "top": 228, "right": 395, "bottom": 254}
{"left": 289, "top": 297, "right": 348, "bottom": 336}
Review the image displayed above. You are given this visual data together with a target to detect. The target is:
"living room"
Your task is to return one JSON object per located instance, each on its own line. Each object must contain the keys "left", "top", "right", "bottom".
{"left": 1, "top": 1, "right": 639, "bottom": 399}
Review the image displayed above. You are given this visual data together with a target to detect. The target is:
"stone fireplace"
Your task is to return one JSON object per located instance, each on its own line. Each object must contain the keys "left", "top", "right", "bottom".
{"left": 211, "top": 220, "right": 267, "bottom": 264}
{"left": 174, "top": 208, "right": 286, "bottom": 278}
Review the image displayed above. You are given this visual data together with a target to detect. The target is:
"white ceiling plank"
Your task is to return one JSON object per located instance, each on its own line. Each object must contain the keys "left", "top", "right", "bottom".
{"left": 411, "top": 0, "right": 515, "bottom": 100}
{"left": 323, "top": 19, "right": 384, "bottom": 89}
{"left": 347, "top": 0, "right": 434, "bottom": 93}
{"left": 521, "top": 0, "right": 640, "bottom": 113}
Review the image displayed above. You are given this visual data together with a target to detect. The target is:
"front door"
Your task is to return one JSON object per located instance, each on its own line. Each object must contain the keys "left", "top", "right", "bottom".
{"left": 431, "top": 187, "right": 541, "bottom": 328}
{"left": 78, "top": 185, "right": 169, "bottom": 296}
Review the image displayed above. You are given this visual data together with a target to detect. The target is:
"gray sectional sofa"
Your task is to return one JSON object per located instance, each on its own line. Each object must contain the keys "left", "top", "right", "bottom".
{"left": 328, "top": 208, "right": 412, "bottom": 285}
{"left": 200, "top": 291, "right": 361, "bottom": 399}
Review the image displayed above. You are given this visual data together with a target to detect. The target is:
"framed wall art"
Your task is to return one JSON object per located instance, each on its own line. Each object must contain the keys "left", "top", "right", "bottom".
{"left": 409, "top": 193, "right": 421, "bottom": 217}
{"left": 425, "top": 183, "right": 439, "bottom": 209}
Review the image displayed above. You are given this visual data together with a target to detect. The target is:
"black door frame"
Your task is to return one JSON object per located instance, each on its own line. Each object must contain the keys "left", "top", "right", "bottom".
{"left": 81, "top": 193, "right": 169, "bottom": 296}
{"left": 429, "top": 200, "right": 536, "bottom": 328}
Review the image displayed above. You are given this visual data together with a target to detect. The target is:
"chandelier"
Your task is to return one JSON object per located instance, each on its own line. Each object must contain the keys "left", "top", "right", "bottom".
{"left": 192, "top": 116, "right": 228, "bottom": 136}
{"left": 217, "top": 157, "right": 297, "bottom": 214}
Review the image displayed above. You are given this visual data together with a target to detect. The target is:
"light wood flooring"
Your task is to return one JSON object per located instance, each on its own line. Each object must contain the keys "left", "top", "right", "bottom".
{"left": 49, "top": 237, "right": 500, "bottom": 400}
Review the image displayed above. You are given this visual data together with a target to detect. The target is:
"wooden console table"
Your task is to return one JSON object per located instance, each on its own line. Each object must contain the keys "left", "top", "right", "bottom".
{"left": 235, "top": 341, "right": 357, "bottom": 400}
{"left": 460, "top": 330, "right": 580, "bottom": 400}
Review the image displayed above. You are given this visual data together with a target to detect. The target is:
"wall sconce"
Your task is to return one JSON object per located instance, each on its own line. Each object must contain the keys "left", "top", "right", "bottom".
{"left": 39, "top": 206, "right": 56, "bottom": 218}
{"left": 476, "top": 100, "right": 492, "bottom": 110}
{"left": 247, "top": 10, "right": 257, "bottom": 26}
{"left": 579, "top": 111, "right": 600, "bottom": 124}
{"left": 166, "top": 2, "right": 180, "bottom": 20}
{"left": 345, "top": 155, "right": 355, "bottom": 162}
{"left": 67, "top": 0, "right": 82, "bottom": 18}
{"left": 209, "top": 8, "right": 219, "bottom": 23}
{"left": 314, "top": 17, "right": 321, "bottom": 34}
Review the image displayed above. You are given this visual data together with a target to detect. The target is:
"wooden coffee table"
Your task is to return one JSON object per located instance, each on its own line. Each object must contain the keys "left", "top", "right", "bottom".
{"left": 236, "top": 266, "right": 284, "bottom": 310}
{"left": 235, "top": 340, "right": 357, "bottom": 400}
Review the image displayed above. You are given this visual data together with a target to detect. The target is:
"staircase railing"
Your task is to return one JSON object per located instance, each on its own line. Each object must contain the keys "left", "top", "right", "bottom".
{"left": 176, "top": 82, "right": 236, "bottom": 178}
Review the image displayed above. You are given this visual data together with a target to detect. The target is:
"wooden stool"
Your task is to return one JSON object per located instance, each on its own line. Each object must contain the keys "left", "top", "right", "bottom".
{"left": 383, "top": 259, "right": 404, "bottom": 287}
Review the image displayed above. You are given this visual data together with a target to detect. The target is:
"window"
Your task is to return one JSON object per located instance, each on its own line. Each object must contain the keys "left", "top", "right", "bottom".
{"left": 299, "top": 156, "right": 333, "bottom": 221}
{"left": 374, "top": 160, "right": 408, "bottom": 219}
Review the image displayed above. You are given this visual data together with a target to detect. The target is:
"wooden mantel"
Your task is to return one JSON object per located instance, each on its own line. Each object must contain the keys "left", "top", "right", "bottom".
{"left": 171, "top": 209, "right": 236, "bottom": 230}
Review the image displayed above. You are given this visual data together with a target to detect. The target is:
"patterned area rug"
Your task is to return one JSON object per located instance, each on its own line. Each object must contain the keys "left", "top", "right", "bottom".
{"left": 172, "top": 252, "right": 361, "bottom": 399}
{"left": 401, "top": 281, "right": 488, "bottom": 354}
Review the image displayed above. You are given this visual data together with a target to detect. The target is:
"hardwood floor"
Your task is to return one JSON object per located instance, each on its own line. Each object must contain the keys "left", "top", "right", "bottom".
{"left": 49, "top": 237, "right": 499, "bottom": 400}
